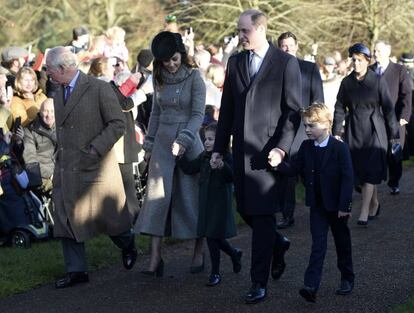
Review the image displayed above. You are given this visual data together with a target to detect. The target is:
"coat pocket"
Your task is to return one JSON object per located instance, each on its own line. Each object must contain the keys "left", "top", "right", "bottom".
{"left": 79, "top": 150, "right": 103, "bottom": 183}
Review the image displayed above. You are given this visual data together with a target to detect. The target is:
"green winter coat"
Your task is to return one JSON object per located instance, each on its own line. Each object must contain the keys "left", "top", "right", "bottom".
{"left": 178, "top": 151, "right": 237, "bottom": 239}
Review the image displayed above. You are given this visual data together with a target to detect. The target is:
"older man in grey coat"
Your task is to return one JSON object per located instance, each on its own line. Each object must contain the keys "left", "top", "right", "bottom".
{"left": 46, "top": 47, "right": 137, "bottom": 289}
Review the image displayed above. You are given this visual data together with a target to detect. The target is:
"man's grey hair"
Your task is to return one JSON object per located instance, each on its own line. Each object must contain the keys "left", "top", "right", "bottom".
{"left": 47, "top": 46, "right": 78, "bottom": 68}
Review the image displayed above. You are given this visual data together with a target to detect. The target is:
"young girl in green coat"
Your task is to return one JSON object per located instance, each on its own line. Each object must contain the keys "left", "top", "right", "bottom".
{"left": 179, "top": 122, "right": 242, "bottom": 286}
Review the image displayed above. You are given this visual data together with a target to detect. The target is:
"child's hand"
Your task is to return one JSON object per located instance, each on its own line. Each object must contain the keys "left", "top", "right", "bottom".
{"left": 210, "top": 158, "right": 224, "bottom": 169}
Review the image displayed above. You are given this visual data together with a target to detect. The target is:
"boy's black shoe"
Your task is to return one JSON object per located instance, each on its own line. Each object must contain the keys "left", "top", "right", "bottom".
{"left": 231, "top": 248, "right": 243, "bottom": 273}
{"left": 335, "top": 280, "right": 354, "bottom": 295}
{"left": 299, "top": 286, "right": 317, "bottom": 303}
{"left": 244, "top": 283, "right": 266, "bottom": 304}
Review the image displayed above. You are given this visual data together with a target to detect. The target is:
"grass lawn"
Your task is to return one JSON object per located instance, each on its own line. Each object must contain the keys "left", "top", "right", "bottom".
{"left": 392, "top": 298, "right": 414, "bottom": 313}
{"left": 0, "top": 235, "right": 149, "bottom": 299}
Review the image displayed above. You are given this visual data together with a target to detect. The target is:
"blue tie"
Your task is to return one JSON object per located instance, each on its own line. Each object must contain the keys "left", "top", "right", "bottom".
{"left": 64, "top": 85, "right": 72, "bottom": 104}
{"left": 376, "top": 66, "right": 383, "bottom": 76}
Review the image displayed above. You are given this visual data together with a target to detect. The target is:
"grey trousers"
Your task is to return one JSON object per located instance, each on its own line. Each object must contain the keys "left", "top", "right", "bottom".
{"left": 61, "top": 230, "right": 135, "bottom": 272}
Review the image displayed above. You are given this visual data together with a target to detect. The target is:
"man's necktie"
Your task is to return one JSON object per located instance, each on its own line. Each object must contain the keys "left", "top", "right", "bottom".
{"left": 64, "top": 85, "right": 72, "bottom": 104}
{"left": 249, "top": 52, "right": 258, "bottom": 80}
{"left": 376, "top": 65, "right": 383, "bottom": 76}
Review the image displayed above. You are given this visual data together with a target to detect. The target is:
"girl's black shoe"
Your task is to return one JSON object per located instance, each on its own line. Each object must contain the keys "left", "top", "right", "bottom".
{"left": 206, "top": 274, "right": 221, "bottom": 287}
{"left": 141, "top": 258, "right": 164, "bottom": 277}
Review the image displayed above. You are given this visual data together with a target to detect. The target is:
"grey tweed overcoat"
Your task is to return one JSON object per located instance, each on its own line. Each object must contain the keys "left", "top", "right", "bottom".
{"left": 52, "top": 72, "right": 130, "bottom": 242}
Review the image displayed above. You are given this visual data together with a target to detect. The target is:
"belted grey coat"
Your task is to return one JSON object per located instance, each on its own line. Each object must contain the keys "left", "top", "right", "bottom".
{"left": 136, "top": 66, "right": 205, "bottom": 239}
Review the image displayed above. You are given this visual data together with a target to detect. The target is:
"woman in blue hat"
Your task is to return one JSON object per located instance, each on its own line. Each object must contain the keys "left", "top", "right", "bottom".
{"left": 332, "top": 43, "right": 400, "bottom": 226}
{"left": 136, "top": 31, "right": 206, "bottom": 275}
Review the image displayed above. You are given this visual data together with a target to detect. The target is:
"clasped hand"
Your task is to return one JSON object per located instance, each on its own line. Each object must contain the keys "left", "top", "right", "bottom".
{"left": 210, "top": 152, "right": 224, "bottom": 169}
{"left": 267, "top": 148, "right": 285, "bottom": 168}
{"left": 172, "top": 141, "right": 186, "bottom": 156}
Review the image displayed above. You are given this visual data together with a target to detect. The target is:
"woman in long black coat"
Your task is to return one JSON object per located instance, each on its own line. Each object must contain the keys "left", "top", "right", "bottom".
{"left": 332, "top": 43, "right": 399, "bottom": 225}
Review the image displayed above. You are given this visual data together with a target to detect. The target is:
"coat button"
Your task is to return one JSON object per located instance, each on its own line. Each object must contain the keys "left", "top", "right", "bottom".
{"left": 60, "top": 168, "right": 64, "bottom": 172}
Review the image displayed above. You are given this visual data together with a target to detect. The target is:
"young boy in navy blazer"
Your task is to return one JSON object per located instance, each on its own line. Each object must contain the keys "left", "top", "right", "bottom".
{"left": 270, "top": 103, "right": 355, "bottom": 303}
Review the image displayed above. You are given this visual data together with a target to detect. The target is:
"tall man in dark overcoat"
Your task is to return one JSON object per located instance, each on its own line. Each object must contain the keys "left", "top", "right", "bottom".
{"left": 45, "top": 47, "right": 137, "bottom": 289}
{"left": 212, "top": 9, "right": 302, "bottom": 304}
{"left": 371, "top": 41, "right": 412, "bottom": 195}
{"left": 276, "top": 31, "right": 324, "bottom": 229}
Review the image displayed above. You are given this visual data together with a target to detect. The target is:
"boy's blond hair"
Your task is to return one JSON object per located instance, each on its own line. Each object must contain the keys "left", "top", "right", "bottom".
{"left": 302, "top": 102, "right": 333, "bottom": 132}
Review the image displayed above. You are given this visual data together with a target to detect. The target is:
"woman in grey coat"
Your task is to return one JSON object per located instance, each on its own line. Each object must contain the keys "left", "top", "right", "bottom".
{"left": 136, "top": 31, "right": 206, "bottom": 276}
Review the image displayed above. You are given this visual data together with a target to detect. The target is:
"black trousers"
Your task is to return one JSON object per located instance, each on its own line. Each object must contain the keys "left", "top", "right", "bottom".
{"left": 388, "top": 125, "right": 406, "bottom": 188}
{"left": 304, "top": 207, "right": 354, "bottom": 289}
{"left": 62, "top": 230, "right": 135, "bottom": 272}
{"left": 279, "top": 176, "right": 297, "bottom": 220}
{"left": 240, "top": 213, "right": 284, "bottom": 286}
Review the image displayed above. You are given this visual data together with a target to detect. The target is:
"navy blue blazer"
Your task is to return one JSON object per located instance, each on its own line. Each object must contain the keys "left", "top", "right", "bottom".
{"left": 277, "top": 136, "right": 353, "bottom": 212}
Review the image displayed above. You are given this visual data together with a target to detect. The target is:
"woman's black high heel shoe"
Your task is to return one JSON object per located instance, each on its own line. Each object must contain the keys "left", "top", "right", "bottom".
{"left": 141, "top": 258, "right": 164, "bottom": 277}
{"left": 190, "top": 254, "right": 205, "bottom": 274}
{"left": 368, "top": 204, "right": 381, "bottom": 220}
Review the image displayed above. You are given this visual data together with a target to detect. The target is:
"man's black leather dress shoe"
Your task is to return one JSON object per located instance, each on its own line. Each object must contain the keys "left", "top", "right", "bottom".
{"left": 122, "top": 247, "right": 138, "bottom": 270}
{"left": 55, "top": 272, "right": 89, "bottom": 289}
{"left": 206, "top": 274, "right": 221, "bottom": 287}
{"left": 244, "top": 283, "right": 267, "bottom": 304}
{"left": 335, "top": 280, "right": 354, "bottom": 295}
{"left": 276, "top": 217, "right": 295, "bottom": 229}
{"left": 271, "top": 236, "right": 290, "bottom": 280}
{"left": 299, "top": 286, "right": 317, "bottom": 303}
{"left": 231, "top": 248, "right": 242, "bottom": 273}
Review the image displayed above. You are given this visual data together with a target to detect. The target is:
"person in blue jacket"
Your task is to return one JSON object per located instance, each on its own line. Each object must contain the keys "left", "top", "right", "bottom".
{"left": 270, "top": 103, "right": 355, "bottom": 303}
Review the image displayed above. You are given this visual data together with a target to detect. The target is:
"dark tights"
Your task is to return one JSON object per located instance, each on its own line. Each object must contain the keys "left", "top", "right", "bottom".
{"left": 206, "top": 237, "right": 236, "bottom": 275}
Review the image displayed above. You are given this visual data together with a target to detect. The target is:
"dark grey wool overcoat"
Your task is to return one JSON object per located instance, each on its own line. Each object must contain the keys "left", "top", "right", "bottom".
{"left": 214, "top": 43, "right": 302, "bottom": 215}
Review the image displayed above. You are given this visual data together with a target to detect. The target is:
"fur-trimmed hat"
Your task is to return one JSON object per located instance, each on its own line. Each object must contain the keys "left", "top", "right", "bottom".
{"left": 151, "top": 31, "right": 186, "bottom": 61}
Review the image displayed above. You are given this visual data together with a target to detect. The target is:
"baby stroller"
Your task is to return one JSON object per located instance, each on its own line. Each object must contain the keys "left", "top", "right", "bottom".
{"left": 0, "top": 142, "right": 53, "bottom": 248}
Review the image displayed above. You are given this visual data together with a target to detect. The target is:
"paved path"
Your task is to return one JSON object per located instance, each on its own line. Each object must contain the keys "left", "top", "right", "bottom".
{"left": 1, "top": 168, "right": 414, "bottom": 313}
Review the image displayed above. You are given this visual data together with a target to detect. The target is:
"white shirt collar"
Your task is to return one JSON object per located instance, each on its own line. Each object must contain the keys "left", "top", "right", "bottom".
{"left": 251, "top": 42, "right": 270, "bottom": 59}
{"left": 314, "top": 135, "right": 330, "bottom": 147}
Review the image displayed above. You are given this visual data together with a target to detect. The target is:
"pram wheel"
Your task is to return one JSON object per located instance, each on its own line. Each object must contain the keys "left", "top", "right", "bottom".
{"left": 11, "top": 230, "right": 31, "bottom": 248}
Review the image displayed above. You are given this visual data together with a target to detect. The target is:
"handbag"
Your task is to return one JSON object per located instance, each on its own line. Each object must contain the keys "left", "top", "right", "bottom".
{"left": 25, "top": 162, "right": 43, "bottom": 188}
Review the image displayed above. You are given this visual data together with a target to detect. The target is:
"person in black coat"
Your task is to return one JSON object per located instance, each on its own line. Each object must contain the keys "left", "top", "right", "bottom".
{"left": 371, "top": 41, "right": 413, "bottom": 195}
{"left": 178, "top": 123, "right": 242, "bottom": 287}
{"left": 333, "top": 43, "right": 399, "bottom": 225}
{"left": 212, "top": 9, "right": 302, "bottom": 304}
{"left": 274, "top": 103, "right": 354, "bottom": 302}
{"left": 276, "top": 31, "right": 324, "bottom": 229}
